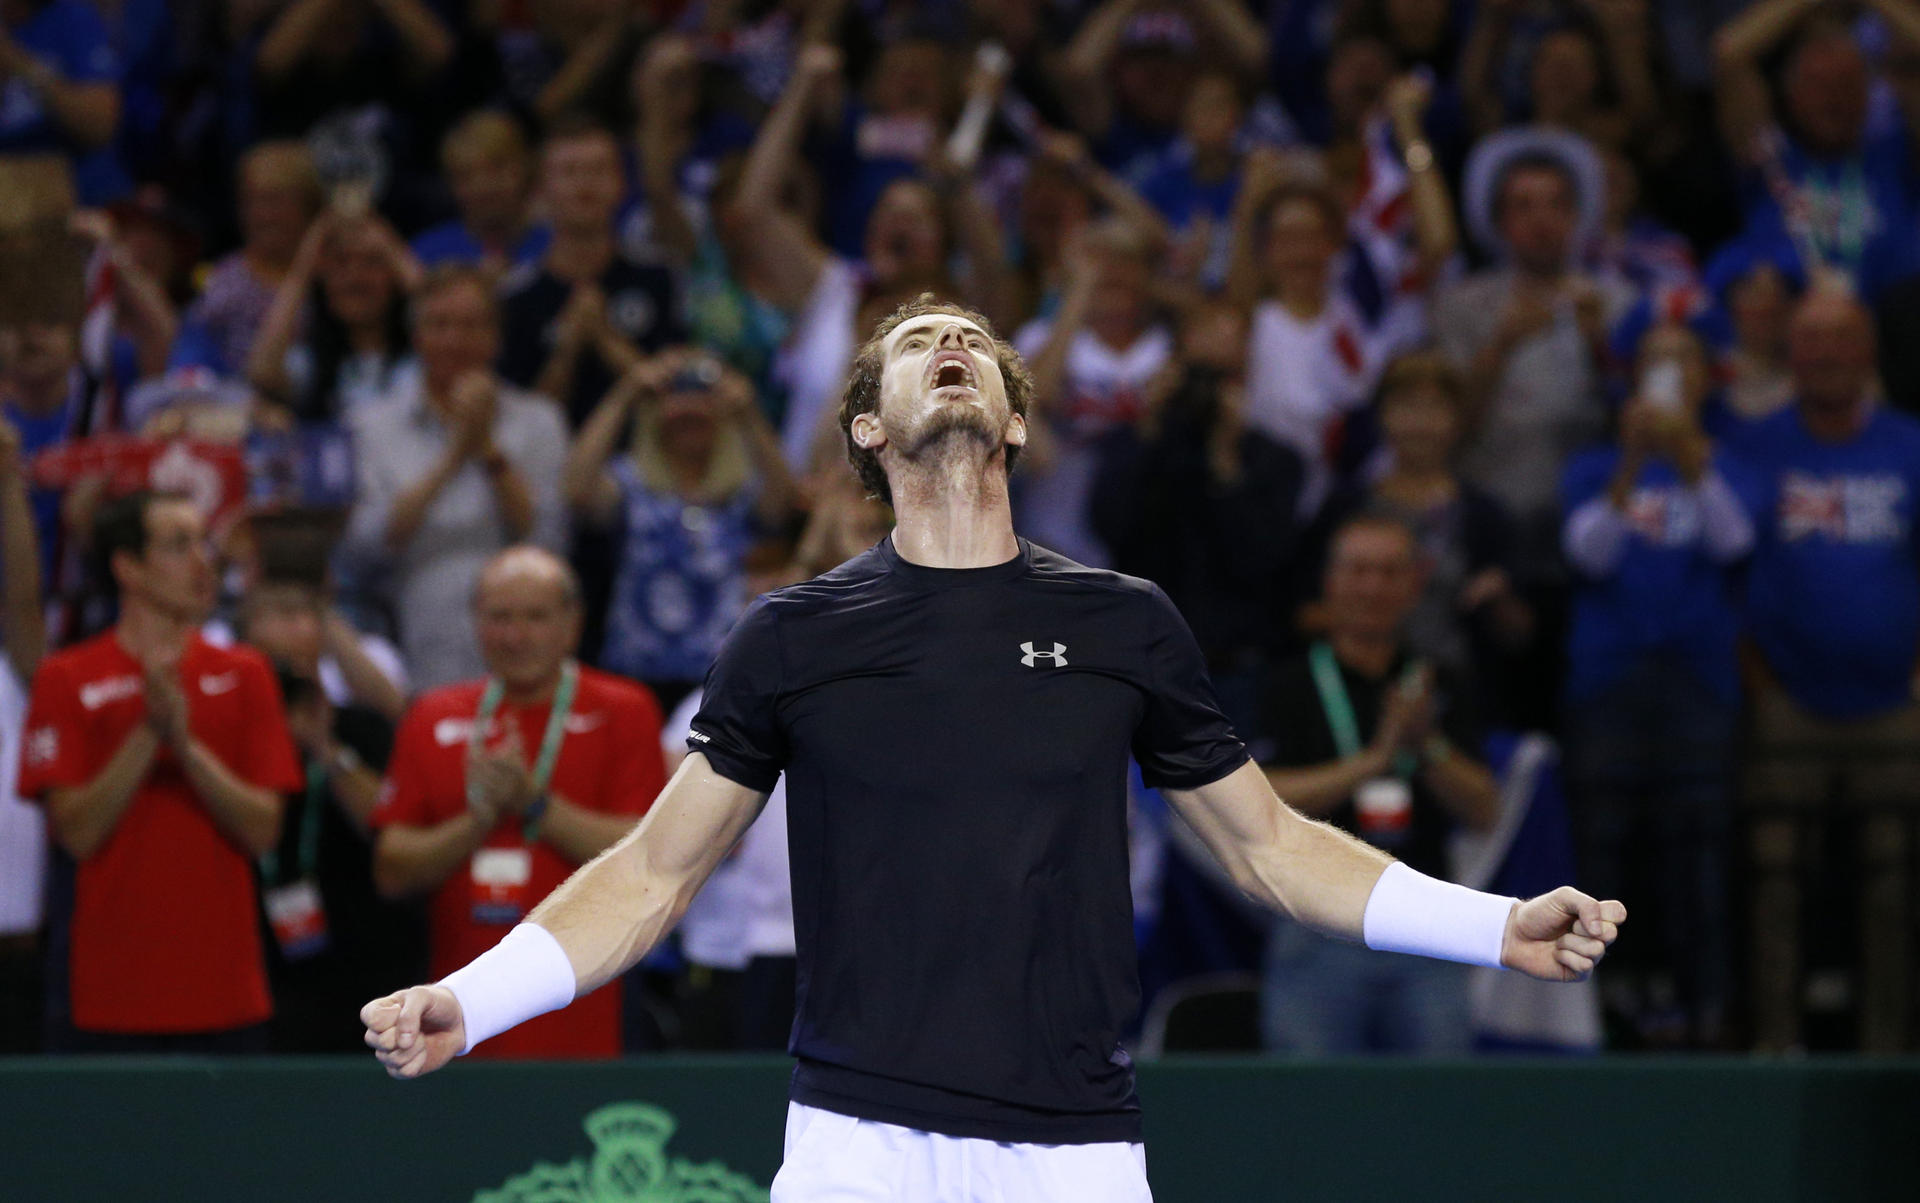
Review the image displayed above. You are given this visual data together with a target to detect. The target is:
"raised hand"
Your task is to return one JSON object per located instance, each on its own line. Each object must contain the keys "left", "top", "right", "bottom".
{"left": 361, "top": 985, "right": 466, "bottom": 1079}
{"left": 448, "top": 371, "right": 499, "bottom": 461}
{"left": 1500, "top": 888, "right": 1627, "bottom": 982}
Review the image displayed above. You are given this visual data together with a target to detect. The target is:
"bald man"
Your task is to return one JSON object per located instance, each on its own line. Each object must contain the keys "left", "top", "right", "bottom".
{"left": 1726, "top": 287, "right": 1920, "bottom": 1052}
{"left": 368, "top": 547, "right": 666, "bottom": 1058}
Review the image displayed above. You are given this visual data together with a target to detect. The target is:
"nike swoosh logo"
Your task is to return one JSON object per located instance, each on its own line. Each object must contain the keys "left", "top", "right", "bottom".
{"left": 199, "top": 672, "right": 240, "bottom": 696}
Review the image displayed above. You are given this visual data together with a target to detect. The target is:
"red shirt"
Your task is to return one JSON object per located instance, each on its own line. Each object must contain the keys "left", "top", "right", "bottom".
{"left": 19, "top": 632, "right": 301, "bottom": 1033}
{"left": 372, "top": 666, "right": 664, "bottom": 1059}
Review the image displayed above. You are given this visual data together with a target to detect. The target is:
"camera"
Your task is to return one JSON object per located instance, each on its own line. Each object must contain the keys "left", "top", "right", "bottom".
{"left": 670, "top": 357, "right": 723, "bottom": 394}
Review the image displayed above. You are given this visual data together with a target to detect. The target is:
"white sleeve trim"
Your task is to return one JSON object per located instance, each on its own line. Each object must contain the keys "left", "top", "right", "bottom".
{"left": 1562, "top": 496, "right": 1630, "bottom": 577}
{"left": 439, "top": 923, "right": 578, "bottom": 1054}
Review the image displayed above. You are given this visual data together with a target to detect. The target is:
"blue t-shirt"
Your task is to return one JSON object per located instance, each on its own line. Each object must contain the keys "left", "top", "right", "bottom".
{"left": 409, "top": 221, "right": 551, "bottom": 269}
{"left": 1741, "top": 122, "right": 1920, "bottom": 300}
{"left": 1727, "top": 405, "right": 1920, "bottom": 718}
{"left": 1561, "top": 449, "right": 1746, "bottom": 705}
{"left": 600, "top": 457, "right": 756, "bottom": 684}
{"left": 0, "top": 1, "right": 126, "bottom": 205}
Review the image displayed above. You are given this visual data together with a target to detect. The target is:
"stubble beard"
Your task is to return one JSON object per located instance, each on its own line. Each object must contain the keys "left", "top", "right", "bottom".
{"left": 891, "top": 399, "right": 1003, "bottom": 475}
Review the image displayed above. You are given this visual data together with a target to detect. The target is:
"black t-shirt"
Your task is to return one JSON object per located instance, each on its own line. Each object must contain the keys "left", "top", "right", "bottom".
{"left": 690, "top": 537, "right": 1247, "bottom": 1144}
{"left": 497, "top": 255, "right": 685, "bottom": 427}
{"left": 1255, "top": 648, "right": 1483, "bottom": 881}
{"left": 260, "top": 704, "right": 427, "bottom": 1052}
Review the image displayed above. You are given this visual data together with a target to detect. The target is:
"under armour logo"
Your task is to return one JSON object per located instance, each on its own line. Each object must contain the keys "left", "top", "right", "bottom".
{"left": 1020, "top": 642, "right": 1068, "bottom": 667}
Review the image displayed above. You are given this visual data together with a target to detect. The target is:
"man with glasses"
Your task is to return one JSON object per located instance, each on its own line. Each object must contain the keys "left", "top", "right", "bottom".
{"left": 19, "top": 491, "right": 301, "bottom": 1051}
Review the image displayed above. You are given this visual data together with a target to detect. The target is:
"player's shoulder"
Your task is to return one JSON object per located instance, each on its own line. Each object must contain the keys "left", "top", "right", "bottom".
{"left": 1866, "top": 404, "right": 1920, "bottom": 451}
{"left": 1023, "top": 541, "right": 1167, "bottom": 603}
{"left": 755, "top": 542, "right": 896, "bottom": 614}
{"left": 407, "top": 679, "right": 488, "bottom": 724}
{"left": 37, "top": 630, "right": 118, "bottom": 679}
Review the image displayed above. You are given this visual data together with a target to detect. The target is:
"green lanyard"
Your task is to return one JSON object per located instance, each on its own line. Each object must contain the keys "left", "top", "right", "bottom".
{"left": 1803, "top": 161, "right": 1869, "bottom": 270}
{"left": 467, "top": 660, "right": 579, "bottom": 840}
{"left": 260, "top": 761, "right": 328, "bottom": 885}
{"left": 1307, "top": 641, "right": 1417, "bottom": 778}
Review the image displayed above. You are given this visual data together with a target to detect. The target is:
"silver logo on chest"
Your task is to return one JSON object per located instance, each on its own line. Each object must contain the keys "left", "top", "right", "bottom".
{"left": 1020, "top": 641, "right": 1068, "bottom": 668}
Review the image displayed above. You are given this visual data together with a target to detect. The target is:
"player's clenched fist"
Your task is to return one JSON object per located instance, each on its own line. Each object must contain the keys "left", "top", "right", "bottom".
{"left": 1499, "top": 888, "right": 1628, "bottom": 982}
{"left": 361, "top": 985, "right": 466, "bottom": 1080}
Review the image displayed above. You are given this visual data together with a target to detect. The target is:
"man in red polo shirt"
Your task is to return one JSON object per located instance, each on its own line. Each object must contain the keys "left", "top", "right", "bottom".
{"left": 371, "top": 545, "right": 664, "bottom": 1058}
{"left": 21, "top": 490, "right": 301, "bottom": 1051}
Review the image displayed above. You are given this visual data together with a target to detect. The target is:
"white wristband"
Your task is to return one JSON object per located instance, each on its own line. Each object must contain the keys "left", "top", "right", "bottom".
{"left": 1362, "top": 861, "right": 1516, "bottom": 969}
{"left": 439, "top": 923, "right": 578, "bottom": 1054}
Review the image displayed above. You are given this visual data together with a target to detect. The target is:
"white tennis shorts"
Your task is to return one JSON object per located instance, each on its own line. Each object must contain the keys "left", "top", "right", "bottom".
{"left": 770, "top": 1102, "right": 1153, "bottom": 1202}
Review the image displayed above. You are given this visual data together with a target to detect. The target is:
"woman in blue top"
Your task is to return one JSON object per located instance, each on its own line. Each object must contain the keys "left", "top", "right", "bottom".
{"left": 1560, "top": 321, "right": 1754, "bottom": 1049}
{"left": 564, "top": 349, "right": 799, "bottom": 713}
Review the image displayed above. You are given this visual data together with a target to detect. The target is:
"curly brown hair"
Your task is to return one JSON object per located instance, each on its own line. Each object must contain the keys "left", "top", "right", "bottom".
{"left": 838, "top": 294, "right": 1035, "bottom": 505}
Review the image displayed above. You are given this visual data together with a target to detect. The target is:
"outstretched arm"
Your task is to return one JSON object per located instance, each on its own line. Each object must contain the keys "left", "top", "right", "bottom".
{"left": 1711, "top": 0, "right": 1815, "bottom": 162}
{"left": 362, "top": 752, "right": 768, "bottom": 1077}
{"left": 1164, "top": 760, "right": 1623, "bottom": 979}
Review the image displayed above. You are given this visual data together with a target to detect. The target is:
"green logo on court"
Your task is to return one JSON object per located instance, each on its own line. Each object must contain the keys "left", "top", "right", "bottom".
{"left": 473, "top": 1101, "right": 770, "bottom": 1203}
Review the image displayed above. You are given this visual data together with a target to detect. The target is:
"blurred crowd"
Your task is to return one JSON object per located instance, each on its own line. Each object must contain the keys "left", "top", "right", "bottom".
{"left": 0, "top": 0, "right": 1917, "bottom": 1062}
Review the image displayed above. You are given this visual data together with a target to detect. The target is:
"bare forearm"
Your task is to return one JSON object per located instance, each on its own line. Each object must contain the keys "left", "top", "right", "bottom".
{"left": 533, "top": 343, "right": 582, "bottom": 411}
{"left": 637, "top": 128, "right": 697, "bottom": 264}
{"left": 1715, "top": 0, "right": 1819, "bottom": 66}
{"left": 483, "top": 456, "right": 535, "bottom": 540}
{"left": 326, "top": 756, "right": 383, "bottom": 832}
{"left": 737, "top": 65, "right": 826, "bottom": 217}
{"left": 374, "top": 812, "right": 493, "bottom": 899}
{"left": 1393, "top": 118, "right": 1458, "bottom": 273}
{"left": 742, "top": 410, "right": 801, "bottom": 526}
{"left": 25, "top": 74, "right": 117, "bottom": 147}
{"left": 246, "top": 267, "right": 315, "bottom": 400}
{"left": 384, "top": 450, "right": 463, "bottom": 552}
{"left": 564, "top": 388, "right": 634, "bottom": 514}
{"left": 0, "top": 473, "right": 44, "bottom": 679}
{"left": 527, "top": 754, "right": 766, "bottom": 994}
{"left": 46, "top": 727, "right": 162, "bottom": 860}
{"left": 1223, "top": 194, "right": 1268, "bottom": 309}
{"left": 535, "top": 14, "right": 628, "bottom": 122}
{"left": 1029, "top": 284, "right": 1092, "bottom": 409}
{"left": 1190, "top": 0, "right": 1267, "bottom": 77}
{"left": 324, "top": 617, "right": 407, "bottom": 722}
{"left": 1420, "top": 750, "right": 1500, "bottom": 832}
{"left": 538, "top": 793, "right": 639, "bottom": 866}
{"left": 256, "top": 0, "right": 337, "bottom": 80}
{"left": 950, "top": 184, "right": 1016, "bottom": 330}
{"left": 113, "top": 259, "right": 180, "bottom": 380}
{"left": 369, "top": 0, "right": 454, "bottom": 75}
{"left": 180, "top": 740, "right": 282, "bottom": 857}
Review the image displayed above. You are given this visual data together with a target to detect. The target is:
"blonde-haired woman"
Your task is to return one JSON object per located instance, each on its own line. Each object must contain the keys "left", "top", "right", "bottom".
{"left": 565, "top": 350, "right": 799, "bottom": 711}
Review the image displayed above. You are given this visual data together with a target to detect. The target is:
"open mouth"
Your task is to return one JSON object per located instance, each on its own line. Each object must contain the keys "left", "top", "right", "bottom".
{"left": 928, "top": 351, "right": 977, "bottom": 392}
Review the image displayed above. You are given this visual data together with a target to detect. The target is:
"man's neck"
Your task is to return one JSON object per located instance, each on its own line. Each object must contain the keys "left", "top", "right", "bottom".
{"left": 1378, "top": 463, "right": 1455, "bottom": 501}
{"left": 1514, "top": 262, "right": 1566, "bottom": 289}
{"left": 115, "top": 601, "right": 195, "bottom": 662}
{"left": 4, "top": 373, "right": 70, "bottom": 418}
{"left": 547, "top": 229, "right": 613, "bottom": 281}
{"left": 1275, "top": 282, "right": 1327, "bottom": 321}
{"left": 500, "top": 665, "right": 566, "bottom": 707}
{"left": 1328, "top": 629, "right": 1398, "bottom": 678}
{"left": 887, "top": 454, "right": 1020, "bottom": 569}
{"left": 1801, "top": 395, "right": 1870, "bottom": 443}
{"left": 470, "top": 214, "right": 522, "bottom": 251}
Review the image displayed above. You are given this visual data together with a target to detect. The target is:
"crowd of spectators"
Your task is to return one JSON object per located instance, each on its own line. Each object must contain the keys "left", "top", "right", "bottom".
{"left": 0, "top": 0, "right": 1918, "bottom": 1060}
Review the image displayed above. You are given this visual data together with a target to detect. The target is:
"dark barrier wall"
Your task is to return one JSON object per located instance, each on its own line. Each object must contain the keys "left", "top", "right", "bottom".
{"left": 0, "top": 1056, "right": 1913, "bottom": 1202}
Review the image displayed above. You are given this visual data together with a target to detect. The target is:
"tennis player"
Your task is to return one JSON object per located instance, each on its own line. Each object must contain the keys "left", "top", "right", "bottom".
{"left": 363, "top": 297, "right": 1626, "bottom": 1200}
